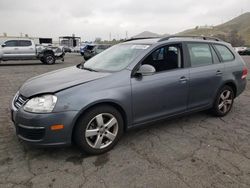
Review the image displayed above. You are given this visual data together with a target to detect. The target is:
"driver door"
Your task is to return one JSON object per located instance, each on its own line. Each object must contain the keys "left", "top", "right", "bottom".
{"left": 131, "top": 44, "right": 189, "bottom": 125}
{"left": 1, "top": 40, "right": 20, "bottom": 60}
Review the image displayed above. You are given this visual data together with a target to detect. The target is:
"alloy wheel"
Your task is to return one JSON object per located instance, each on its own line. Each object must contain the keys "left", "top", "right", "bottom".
{"left": 85, "top": 113, "right": 118, "bottom": 149}
{"left": 218, "top": 90, "right": 233, "bottom": 114}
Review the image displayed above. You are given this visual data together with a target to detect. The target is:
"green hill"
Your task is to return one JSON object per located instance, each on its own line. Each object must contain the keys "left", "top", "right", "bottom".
{"left": 179, "top": 12, "right": 250, "bottom": 46}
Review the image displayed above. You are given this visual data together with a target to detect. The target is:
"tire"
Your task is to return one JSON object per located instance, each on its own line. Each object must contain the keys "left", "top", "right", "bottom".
{"left": 211, "top": 85, "right": 234, "bottom": 117}
{"left": 73, "top": 105, "right": 124, "bottom": 154}
{"left": 43, "top": 53, "right": 55, "bottom": 64}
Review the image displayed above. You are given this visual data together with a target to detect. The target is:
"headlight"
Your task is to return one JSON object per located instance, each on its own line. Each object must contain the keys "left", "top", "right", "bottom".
{"left": 23, "top": 95, "right": 57, "bottom": 113}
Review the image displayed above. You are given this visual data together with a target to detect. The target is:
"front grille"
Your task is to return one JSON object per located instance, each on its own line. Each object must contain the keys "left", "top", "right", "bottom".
{"left": 17, "top": 125, "right": 45, "bottom": 141}
{"left": 14, "top": 94, "right": 27, "bottom": 109}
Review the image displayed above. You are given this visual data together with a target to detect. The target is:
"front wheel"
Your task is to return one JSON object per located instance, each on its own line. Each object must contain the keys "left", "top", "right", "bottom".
{"left": 73, "top": 105, "right": 124, "bottom": 154}
{"left": 211, "top": 85, "right": 234, "bottom": 117}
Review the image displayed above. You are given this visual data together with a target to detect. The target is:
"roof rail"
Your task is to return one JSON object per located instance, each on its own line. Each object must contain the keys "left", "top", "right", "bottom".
{"left": 158, "top": 35, "right": 222, "bottom": 42}
{"left": 125, "top": 37, "right": 160, "bottom": 42}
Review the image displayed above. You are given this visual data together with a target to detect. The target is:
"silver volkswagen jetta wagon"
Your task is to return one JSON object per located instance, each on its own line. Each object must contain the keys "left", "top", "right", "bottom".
{"left": 11, "top": 36, "right": 247, "bottom": 154}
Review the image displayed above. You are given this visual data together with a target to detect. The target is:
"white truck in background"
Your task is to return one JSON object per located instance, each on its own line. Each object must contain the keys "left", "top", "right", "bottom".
{"left": 0, "top": 39, "right": 65, "bottom": 64}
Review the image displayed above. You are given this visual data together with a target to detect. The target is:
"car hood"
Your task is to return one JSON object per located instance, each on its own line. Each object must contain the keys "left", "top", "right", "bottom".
{"left": 19, "top": 66, "right": 111, "bottom": 98}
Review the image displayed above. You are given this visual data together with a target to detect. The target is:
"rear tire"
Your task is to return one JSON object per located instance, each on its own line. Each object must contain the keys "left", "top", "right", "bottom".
{"left": 211, "top": 85, "right": 234, "bottom": 117}
{"left": 43, "top": 53, "right": 55, "bottom": 64}
{"left": 73, "top": 105, "right": 124, "bottom": 155}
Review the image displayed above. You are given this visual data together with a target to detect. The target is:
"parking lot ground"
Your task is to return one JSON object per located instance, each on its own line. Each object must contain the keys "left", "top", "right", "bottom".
{"left": 0, "top": 54, "right": 250, "bottom": 188}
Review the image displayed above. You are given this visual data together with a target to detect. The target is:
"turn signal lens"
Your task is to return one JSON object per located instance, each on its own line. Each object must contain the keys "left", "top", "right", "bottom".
{"left": 50, "top": 124, "right": 64, "bottom": 131}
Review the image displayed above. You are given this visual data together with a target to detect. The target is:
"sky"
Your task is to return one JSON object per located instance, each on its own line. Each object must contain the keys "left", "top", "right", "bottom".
{"left": 0, "top": 0, "right": 250, "bottom": 41}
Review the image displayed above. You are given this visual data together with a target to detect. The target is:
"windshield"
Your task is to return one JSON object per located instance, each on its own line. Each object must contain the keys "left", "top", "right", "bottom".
{"left": 83, "top": 44, "right": 150, "bottom": 72}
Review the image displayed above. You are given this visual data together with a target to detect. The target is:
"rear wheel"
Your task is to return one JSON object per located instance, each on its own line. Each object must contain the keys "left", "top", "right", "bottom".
{"left": 74, "top": 105, "right": 124, "bottom": 154}
{"left": 211, "top": 85, "right": 234, "bottom": 117}
{"left": 43, "top": 53, "right": 55, "bottom": 64}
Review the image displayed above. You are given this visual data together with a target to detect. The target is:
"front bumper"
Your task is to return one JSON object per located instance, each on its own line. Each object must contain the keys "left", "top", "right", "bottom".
{"left": 11, "top": 104, "right": 78, "bottom": 147}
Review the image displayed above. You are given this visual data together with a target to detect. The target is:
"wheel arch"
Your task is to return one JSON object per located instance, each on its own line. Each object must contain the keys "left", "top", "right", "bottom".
{"left": 40, "top": 49, "right": 55, "bottom": 56}
{"left": 223, "top": 81, "right": 237, "bottom": 98}
{"left": 71, "top": 101, "right": 128, "bottom": 141}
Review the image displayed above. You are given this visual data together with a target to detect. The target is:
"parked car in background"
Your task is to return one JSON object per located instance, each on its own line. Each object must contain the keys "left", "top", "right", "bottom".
{"left": 234, "top": 46, "right": 247, "bottom": 53}
{"left": 11, "top": 36, "right": 247, "bottom": 154}
{"left": 81, "top": 44, "right": 96, "bottom": 59}
{"left": 83, "top": 44, "right": 111, "bottom": 60}
{"left": 63, "top": 46, "right": 72, "bottom": 53}
{"left": 0, "top": 39, "right": 64, "bottom": 64}
{"left": 79, "top": 43, "right": 88, "bottom": 55}
{"left": 238, "top": 48, "right": 250, "bottom": 55}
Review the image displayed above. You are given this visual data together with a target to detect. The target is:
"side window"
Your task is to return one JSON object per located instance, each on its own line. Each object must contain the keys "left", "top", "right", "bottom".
{"left": 187, "top": 43, "right": 213, "bottom": 67}
{"left": 19, "top": 40, "right": 32, "bottom": 47}
{"left": 4, "top": 40, "right": 18, "bottom": 47}
{"left": 142, "top": 44, "right": 182, "bottom": 72}
{"left": 213, "top": 44, "right": 234, "bottom": 62}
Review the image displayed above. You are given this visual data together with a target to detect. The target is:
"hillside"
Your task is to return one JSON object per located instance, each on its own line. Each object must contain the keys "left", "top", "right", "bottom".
{"left": 179, "top": 12, "right": 250, "bottom": 46}
{"left": 132, "top": 31, "right": 162, "bottom": 38}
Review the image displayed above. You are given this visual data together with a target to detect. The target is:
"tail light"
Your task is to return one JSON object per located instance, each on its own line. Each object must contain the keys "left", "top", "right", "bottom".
{"left": 242, "top": 67, "right": 248, "bottom": 79}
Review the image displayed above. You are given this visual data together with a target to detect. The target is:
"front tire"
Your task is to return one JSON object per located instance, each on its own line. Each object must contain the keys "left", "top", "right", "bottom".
{"left": 73, "top": 105, "right": 124, "bottom": 154}
{"left": 211, "top": 85, "right": 234, "bottom": 117}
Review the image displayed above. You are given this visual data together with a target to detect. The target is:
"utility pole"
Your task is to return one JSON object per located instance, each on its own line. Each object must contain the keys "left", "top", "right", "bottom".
{"left": 109, "top": 32, "right": 111, "bottom": 41}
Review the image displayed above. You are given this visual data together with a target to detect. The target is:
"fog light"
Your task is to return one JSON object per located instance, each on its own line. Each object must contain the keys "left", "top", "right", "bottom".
{"left": 50, "top": 124, "right": 64, "bottom": 131}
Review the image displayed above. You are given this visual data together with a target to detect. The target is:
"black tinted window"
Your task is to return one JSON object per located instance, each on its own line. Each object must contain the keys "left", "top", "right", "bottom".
{"left": 214, "top": 44, "right": 234, "bottom": 62}
{"left": 142, "top": 44, "right": 182, "bottom": 72}
{"left": 187, "top": 43, "right": 213, "bottom": 67}
{"left": 4, "top": 40, "right": 18, "bottom": 47}
{"left": 19, "top": 40, "right": 32, "bottom": 47}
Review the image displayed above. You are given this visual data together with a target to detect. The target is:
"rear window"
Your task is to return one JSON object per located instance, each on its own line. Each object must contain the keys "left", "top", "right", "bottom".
{"left": 214, "top": 44, "right": 234, "bottom": 62}
{"left": 19, "top": 40, "right": 32, "bottom": 47}
{"left": 187, "top": 43, "right": 213, "bottom": 67}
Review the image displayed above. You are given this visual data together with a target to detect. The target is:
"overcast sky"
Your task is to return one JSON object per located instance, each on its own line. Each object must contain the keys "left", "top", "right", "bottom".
{"left": 0, "top": 0, "right": 249, "bottom": 41}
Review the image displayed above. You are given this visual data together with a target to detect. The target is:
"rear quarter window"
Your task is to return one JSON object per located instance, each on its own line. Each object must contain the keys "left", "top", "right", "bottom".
{"left": 213, "top": 44, "right": 234, "bottom": 62}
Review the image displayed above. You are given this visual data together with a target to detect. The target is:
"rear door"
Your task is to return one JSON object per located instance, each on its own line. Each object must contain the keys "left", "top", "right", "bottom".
{"left": 18, "top": 40, "right": 36, "bottom": 59}
{"left": 1, "top": 40, "right": 20, "bottom": 60}
{"left": 185, "top": 42, "right": 225, "bottom": 110}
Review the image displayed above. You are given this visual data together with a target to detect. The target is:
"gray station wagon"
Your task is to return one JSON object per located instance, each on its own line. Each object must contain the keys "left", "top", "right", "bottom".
{"left": 11, "top": 36, "right": 248, "bottom": 154}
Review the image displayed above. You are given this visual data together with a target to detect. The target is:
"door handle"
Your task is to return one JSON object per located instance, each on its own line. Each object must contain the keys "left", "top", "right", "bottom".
{"left": 216, "top": 70, "right": 222, "bottom": 76}
{"left": 14, "top": 48, "right": 19, "bottom": 50}
{"left": 179, "top": 76, "right": 188, "bottom": 83}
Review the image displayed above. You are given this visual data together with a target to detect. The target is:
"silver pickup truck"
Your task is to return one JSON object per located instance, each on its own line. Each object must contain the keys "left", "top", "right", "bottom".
{"left": 0, "top": 39, "right": 65, "bottom": 64}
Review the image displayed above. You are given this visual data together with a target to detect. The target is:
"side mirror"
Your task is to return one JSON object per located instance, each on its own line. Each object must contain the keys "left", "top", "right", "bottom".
{"left": 1, "top": 44, "right": 6, "bottom": 48}
{"left": 136, "top": 64, "right": 156, "bottom": 76}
